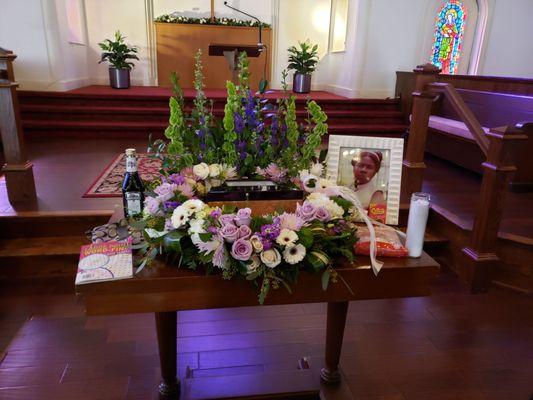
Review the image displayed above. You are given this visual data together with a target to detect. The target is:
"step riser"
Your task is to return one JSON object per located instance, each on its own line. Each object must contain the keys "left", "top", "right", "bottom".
{"left": 18, "top": 97, "right": 400, "bottom": 111}
{"left": 24, "top": 127, "right": 406, "bottom": 140}
{"left": 21, "top": 113, "right": 404, "bottom": 125}
{"left": 0, "top": 213, "right": 113, "bottom": 239}
{"left": 0, "top": 255, "right": 78, "bottom": 280}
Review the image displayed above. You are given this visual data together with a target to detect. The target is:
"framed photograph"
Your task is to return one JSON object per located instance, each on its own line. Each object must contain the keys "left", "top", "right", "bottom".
{"left": 326, "top": 135, "right": 404, "bottom": 225}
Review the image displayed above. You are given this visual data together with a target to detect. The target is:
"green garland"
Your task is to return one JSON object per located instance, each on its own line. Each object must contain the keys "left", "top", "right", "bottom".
{"left": 155, "top": 14, "right": 270, "bottom": 28}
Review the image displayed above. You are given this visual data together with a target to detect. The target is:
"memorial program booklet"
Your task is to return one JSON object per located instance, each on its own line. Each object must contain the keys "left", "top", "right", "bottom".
{"left": 75, "top": 239, "right": 133, "bottom": 285}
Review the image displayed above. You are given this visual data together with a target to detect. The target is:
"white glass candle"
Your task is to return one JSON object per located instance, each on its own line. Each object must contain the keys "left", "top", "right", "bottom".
{"left": 405, "top": 193, "right": 430, "bottom": 258}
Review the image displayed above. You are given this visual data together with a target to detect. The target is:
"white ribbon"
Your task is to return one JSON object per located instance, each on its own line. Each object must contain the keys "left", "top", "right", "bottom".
{"left": 337, "top": 186, "right": 384, "bottom": 275}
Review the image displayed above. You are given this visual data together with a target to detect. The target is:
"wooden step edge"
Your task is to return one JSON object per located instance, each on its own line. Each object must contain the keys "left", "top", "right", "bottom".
{"left": 0, "top": 209, "right": 114, "bottom": 219}
{"left": 0, "top": 235, "right": 88, "bottom": 258}
{"left": 183, "top": 367, "right": 320, "bottom": 400}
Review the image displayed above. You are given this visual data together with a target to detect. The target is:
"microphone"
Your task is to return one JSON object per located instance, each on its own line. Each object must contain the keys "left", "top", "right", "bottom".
{"left": 223, "top": 1, "right": 264, "bottom": 52}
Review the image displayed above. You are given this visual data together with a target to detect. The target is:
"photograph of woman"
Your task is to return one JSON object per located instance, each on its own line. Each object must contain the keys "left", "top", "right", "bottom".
{"left": 337, "top": 147, "right": 390, "bottom": 222}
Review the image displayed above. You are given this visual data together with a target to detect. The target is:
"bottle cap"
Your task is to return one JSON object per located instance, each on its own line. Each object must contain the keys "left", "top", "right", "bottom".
{"left": 125, "top": 148, "right": 137, "bottom": 156}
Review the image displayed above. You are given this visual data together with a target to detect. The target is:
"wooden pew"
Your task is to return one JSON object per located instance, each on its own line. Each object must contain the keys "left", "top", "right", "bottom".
{"left": 401, "top": 64, "right": 529, "bottom": 293}
{"left": 426, "top": 88, "right": 533, "bottom": 191}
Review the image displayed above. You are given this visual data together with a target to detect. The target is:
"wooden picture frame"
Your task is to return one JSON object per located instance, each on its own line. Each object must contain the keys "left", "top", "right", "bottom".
{"left": 326, "top": 135, "right": 404, "bottom": 225}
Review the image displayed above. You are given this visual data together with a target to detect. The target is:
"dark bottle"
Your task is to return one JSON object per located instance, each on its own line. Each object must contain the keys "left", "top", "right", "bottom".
{"left": 122, "top": 148, "right": 145, "bottom": 218}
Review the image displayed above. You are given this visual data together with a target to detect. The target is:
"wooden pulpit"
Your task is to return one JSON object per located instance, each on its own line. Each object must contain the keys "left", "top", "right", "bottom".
{"left": 208, "top": 43, "right": 263, "bottom": 83}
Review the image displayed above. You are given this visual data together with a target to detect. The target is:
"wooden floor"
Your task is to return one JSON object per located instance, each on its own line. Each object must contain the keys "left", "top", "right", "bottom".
{"left": 0, "top": 270, "right": 532, "bottom": 399}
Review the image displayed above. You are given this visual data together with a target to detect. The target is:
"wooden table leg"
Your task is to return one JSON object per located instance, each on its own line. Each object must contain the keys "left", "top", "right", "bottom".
{"left": 321, "top": 301, "right": 349, "bottom": 383}
{"left": 155, "top": 311, "right": 180, "bottom": 399}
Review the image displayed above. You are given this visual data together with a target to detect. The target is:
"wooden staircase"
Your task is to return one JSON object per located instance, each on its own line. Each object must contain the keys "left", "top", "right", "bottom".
{"left": 17, "top": 87, "right": 407, "bottom": 140}
{"left": 0, "top": 210, "right": 113, "bottom": 280}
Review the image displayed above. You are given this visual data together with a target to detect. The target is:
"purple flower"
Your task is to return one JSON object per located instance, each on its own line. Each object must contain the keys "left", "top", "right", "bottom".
{"left": 144, "top": 196, "right": 161, "bottom": 216}
{"left": 154, "top": 182, "right": 177, "bottom": 201}
{"left": 219, "top": 214, "right": 235, "bottom": 226}
{"left": 168, "top": 174, "right": 186, "bottom": 185}
{"left": 315, "top": 206, "right": 331, "bottom": 222}
{"left": 210, "top": 209, "right": 222, "bottom": 219}
{"left": 235, "top": 208, "right": 252, "bottom": 226}
{"left": 207, "top": 226, "right": 218, "bottom": 234}
{"left": 220, "top": 223, "right": 239, "bottom": 243}
{"left": 234, "top": 113, "right": 245, "bottom": 134}
{"left": 278, "top": 212, "right": 306, "bottom": 231}
{"left": 163, "top": 201, "right": 180, "bottom": 212}
{"left": 296, "top": 201, "right": 317, "bottom": 221}
{"left": 259, "top": 163, "right": 287, "bottom": 183}
{"left": 238, "top": 225, "right": 252, "bottom": 239}
{"left": 261, "top": 237, "right": 273, "bottom": 250}
{"left": 164, "top": 218, "right": 174, "bottom": 231}
{"left": 231, "top": 238, "right": 253, "bottom": 261}
{"left": 261, "top": 223, "right": 281, "bottom": 241}
{"left": 230, "top": 238, "right": 253, "bottom": 261}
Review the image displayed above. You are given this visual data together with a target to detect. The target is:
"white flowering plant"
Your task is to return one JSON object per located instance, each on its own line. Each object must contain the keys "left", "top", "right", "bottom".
{"left": 134, "top": 184, "right": 358, "bottom": 304}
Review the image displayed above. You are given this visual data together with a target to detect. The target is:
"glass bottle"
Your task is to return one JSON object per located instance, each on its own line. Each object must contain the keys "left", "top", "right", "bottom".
{"left": 122, "top": 148, "right": 145, "bottom": 218}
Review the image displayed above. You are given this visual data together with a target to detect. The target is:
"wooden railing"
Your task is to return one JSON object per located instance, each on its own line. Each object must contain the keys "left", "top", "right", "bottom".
{"left": 0, "top": 47, "right": 36, "bottom": 204}
{"left": 401, "top": 64, "right": 529, "bottom": 292}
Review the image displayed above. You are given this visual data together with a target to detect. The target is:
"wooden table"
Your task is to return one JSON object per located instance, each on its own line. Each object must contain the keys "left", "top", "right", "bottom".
{"left": 77, "top": 253, "right": 439, "bottom": 399}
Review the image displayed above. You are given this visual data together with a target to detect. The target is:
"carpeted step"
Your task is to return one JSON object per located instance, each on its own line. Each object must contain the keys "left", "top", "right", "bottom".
{"left": 20, "top": 104, "right": 404, "bottom": 125}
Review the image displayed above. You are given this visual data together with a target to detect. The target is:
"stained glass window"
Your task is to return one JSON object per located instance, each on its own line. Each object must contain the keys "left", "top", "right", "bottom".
{"left": 430, "top": 1, "right": 467, "bottom": 74}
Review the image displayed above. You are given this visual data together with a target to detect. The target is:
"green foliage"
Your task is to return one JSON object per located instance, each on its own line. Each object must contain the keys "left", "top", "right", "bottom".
{"left": 155, "top": 14, "right": 271, "bottom": 28}
{"left": 287, "top": 40, "right": 319, "bottom": 75}
{"left": 98, "top": 31, "right": 138, "bottom": 70}
{"left": 299, "top": 100, "right": 328, "bottom": 170}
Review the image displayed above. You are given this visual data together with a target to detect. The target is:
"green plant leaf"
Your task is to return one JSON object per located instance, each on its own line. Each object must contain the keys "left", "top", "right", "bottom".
{"left": 321, "top": 270, "right": 330, "bottom": 291}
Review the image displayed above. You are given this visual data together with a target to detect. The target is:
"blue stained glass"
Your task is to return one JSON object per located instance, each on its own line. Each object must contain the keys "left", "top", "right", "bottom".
{"left": 430, "top": 1, "right": 467, "bottom": 74}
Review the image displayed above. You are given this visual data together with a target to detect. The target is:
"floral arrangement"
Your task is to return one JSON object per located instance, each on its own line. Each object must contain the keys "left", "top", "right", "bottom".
{"left": 136, "top": 184, "right": 358, "bottom": 303}
{"left": 155, "top": 14, "right": 270, "bottom": 28}
{"left": 134, "top": 49, "right": 366, "bottom": 303}
{"left": 148, "top": 50, "right": 328, "bottom": 191}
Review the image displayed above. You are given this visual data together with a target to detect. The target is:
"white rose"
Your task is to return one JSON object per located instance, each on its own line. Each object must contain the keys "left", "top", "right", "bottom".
{"left": 188, "top": 218, "right": 205, "bottom": 234}
{"left": 246, "top": 254, "right": 261, "bottom": 273}
{"left": 260, "top": 248, "right": 281, "bottom": 268}
{"left": 325, "top": 199, "right": 344, "bottom": 219}
{"left": 193, "top": 162, "right": 210, "bottom": 180}
{"left": 209, "top": 164, "right": 221, "bottom": 178}
{"left": 310, "top": 163, "right": 324, "bottom": 177}
{"left": 250, "top": 235, "right": 264, "bottom": 253}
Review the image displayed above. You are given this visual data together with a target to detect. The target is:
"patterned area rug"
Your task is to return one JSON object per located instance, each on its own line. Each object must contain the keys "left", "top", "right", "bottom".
{"left": 83, "top": 153, "right": 161, "bottom": 197}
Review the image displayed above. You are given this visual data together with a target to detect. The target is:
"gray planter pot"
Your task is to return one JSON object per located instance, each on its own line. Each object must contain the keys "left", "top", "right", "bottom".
{"left": 109, "top": 67, "right": 130, "bottom": 89}
{"left": 292, "top": 73, "right": 312, "bottom": 93}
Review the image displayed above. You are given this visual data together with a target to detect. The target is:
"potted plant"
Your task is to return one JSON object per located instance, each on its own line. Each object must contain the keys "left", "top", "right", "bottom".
{"left": 287, "top": 40, "right": 319, "bottom": 94}
{"left": 98, "top": 31, "right": 139, "bottom": 89}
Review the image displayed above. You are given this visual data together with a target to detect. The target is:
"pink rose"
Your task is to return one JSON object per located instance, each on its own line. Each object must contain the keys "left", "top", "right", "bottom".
{"left": 238, "top": 225, "right": 252, "bottom": 239}
{"left": 235, "top": 208, "right": 252, "bottom": 226}
{"left": 315, "top": 206, "right": 331, "bottom": 222}
{"left": 231, "top": 238, "right": 253, "bottom": 261}
{"left": 296, "top": 201, "right": 316, "bottom": 221}
{"left": 219, "top": 214, "right": 236, "bottom": 226}
{"left": 220, "top": 223, "right": 239, "bottom": 243}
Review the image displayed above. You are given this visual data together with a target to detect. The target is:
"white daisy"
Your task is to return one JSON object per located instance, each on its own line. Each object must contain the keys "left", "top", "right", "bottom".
{"left": 171, "top": 206, "right": 190, "bottom": 229}
{"left": 276, "top": 228, "right": 298, "bottom": 247}
{"left": 283, "top": 244, "right": 306, "bottom": 265}
{"left": 182, "top": 199, "right": 205, "bottom": 215}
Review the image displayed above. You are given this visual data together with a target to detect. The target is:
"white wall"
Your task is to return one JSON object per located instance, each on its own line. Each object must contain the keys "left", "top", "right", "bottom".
{"left": 478, "top": 0, "right": 533, "bottom": 78}
{"left": 2, "top": 0, "right": 533, "bottom": 93}
{"left": 272, "top": 0, "right": 331, "bottom": 90}
{"left": 0, "top": 0, "right": 89, "bottom": 90}
{"left": 84, "top": 0, "right": 153, "bottom": 86}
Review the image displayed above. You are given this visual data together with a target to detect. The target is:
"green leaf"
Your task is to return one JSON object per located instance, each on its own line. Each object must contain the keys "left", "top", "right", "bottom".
{"left": 321, "top": 270, "right": 330, "bottom": 291}
{"left": 198, "top": 232, "right": 213, "bottom": 242}
{"left": 130, "top": 219, "right": 148, "bottom": 230}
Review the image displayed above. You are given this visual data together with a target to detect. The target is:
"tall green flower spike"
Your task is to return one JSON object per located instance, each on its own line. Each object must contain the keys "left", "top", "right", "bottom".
{"left": 301, "top": 100, "right": 328, "bottom": 167}
{"left": 222, "top": 81, "right": 239, "bottom": 165}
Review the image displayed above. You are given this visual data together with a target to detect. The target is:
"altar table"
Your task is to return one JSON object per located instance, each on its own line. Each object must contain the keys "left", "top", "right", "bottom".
{"left": 76, "top": 252, "right": 439, "bottom": 399}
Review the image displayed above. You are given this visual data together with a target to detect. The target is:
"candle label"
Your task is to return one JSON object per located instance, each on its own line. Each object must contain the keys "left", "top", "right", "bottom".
{"left": 368, "top": 203, "right": 387, "bottom": 223}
